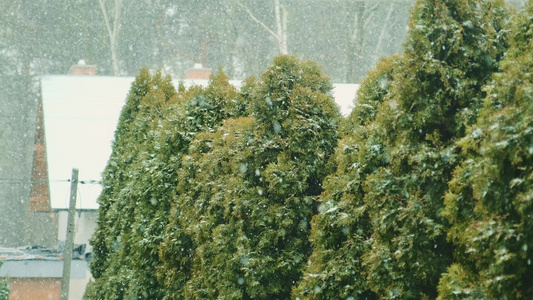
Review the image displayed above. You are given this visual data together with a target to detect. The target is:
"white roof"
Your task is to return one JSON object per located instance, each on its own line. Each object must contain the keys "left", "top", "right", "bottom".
{"left": 41, "top": 75, "right": 358, "bottom": 209}
{"left": 332, "top": 83, "right": 359, "bottom": 116}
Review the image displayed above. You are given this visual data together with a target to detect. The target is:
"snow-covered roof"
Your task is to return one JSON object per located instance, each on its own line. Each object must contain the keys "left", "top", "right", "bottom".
{"left": 332, "top": 83, "right": 359, "bottom": 116}
{"left": 40, "top": 75, "right": 358, "bottom": 209}
{"left": 0, "top": 244, "right": 88, "bottom": 278}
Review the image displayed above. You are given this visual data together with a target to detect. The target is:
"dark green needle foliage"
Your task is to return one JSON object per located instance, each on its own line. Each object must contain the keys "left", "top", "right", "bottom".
{"left": 86, "top": 69, "right": 176, "bottom": 299}
{"left": 86, "top": 68, "right": 245, "bottom": 299}
{"left": 158, "top": 55, "right": 341, "bottom": 299}
{"left": 87, "top": 67, "right": 159, "bottom": 284}
{"left": 439, "top": 1, "right": 533, "bottom": 298}
{"left": 173, "top": 117, "right": 256, "bottom": 299}
{"left": 359, "top": 0, "right": 510, "bottom": 298}
{"left": 155, "top": 70, "right": 250, "bottom": 300}
{"left": 111, "top": 72, "right": 179, "bottom": 299}
{"left": 235, "top": 56, "right": 340, "bottom": 299}
{"left": 292, "top": 56, "right": 400, "bottom": 300}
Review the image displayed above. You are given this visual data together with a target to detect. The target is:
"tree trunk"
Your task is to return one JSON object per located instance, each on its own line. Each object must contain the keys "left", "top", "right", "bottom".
{"left": 274, "top": 0, "right": 288, "bottom": 54}
{"left": 99, "top": 0, "right": 122, "bottom": 76}
{"left": 346, "top": 0, "right": 365, "bottom": 82}
{"left": 237, "top": 0, "right": 289, "bottom": 55}
{"left": 373, "top": 2, "right": 395, "bottom": 62}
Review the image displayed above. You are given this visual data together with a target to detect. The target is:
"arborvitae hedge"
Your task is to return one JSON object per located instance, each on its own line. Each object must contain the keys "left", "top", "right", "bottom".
{"left": 172, "top": 117, "right": 256, "bottom": 299}
{"left": 361, "top": 0, "right": 509, "bottom": 298}
{"left": 86, "top": 69, "right": 244, "bottom": 299}
{"left": 84, "top": 1, "right": 533, "bottom": 297}
{"left": 88, "top": 68, "right": 153, "bottom": 282}
{"left": 86, "top": 70, "right": 177, "bottom": 299}
{"left": 113, "top": 72, "right": 178, "bottom": 299}
{"left": 155, "top": 71, "right": 250, "bottom": 300}
{"left": 225, "top": 56, "right": 340, "bottom": 298}
{"left": 158, "top": 55, "right": 340, "bottom": 299}
{"left": 293, "top": 56, "right": 400, "bottom": 300}
{"left": 439, "top": 1, "right": 533, "bottom": 298}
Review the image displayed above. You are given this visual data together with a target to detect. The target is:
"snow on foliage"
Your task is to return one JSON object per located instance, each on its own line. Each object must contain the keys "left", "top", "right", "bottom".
{"left": 84, "top": 1, "right": 533, "bottom": 298}
{"left": 439, "top": 1, "right": 533, "bottom": 298}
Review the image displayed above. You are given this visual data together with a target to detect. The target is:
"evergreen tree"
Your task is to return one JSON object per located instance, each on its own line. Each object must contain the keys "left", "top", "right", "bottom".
{"left": 231, "top": 55, "right": 340, "bottom": 298}
{"left": 87, "top": 67, "right": 154, "bottom": 282}
{"left": 438, "top": 2, "right": 533, "bottom": 298}
{"left": 155, "top": 71, "right": 250, "bottom": 299}
{"left": 87, "top": 68, "right": 246, "bottom": 299}
{"left": 360, "top": 0, "right": 509, "bottom": 298}
{"left": 293, "top": 56, "right": 400, "bottom": 299}
{"left": 121, "top": 68, "right": 246, "bottom": 299}
{"left": 159, "top": 55, "right": 341, "bottom": 299}
{"left": 86, "top": 69, "right": 177, "bottom": 299}
{"left": 0, "top": 261, "right": 8, "bottom": 300}
{"left": 111, "top": 72, "right": 177, "bottom": 299}
{"left": 173, "top": 117, "right": 256, "bottom": 299}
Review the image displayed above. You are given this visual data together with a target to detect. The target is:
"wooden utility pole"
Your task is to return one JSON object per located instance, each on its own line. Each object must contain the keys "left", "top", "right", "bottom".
{"left": 60, "top": 168, "right": 79, "bottom": 300}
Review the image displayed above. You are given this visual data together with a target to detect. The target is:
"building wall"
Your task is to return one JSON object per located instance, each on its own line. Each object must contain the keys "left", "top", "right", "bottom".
{"left": 57, "top": 210, "right": 97, "bottom": 254}
{"left": 9, "top": 278, "right": 61, "bottom": 300}
{"left": 30, "top": 98, "right": 51, "bottom": 212}
{"left": 68, "top": 269, "right": 93, "bottom": 300}
{"left": 0, "top": 80, "right": 57, "bottom": 247}
{"left": 2, "top": 260, "right": 91, "bottom": 300}
{"left": 185, "top": 66, "right": 212, "bottom": 80}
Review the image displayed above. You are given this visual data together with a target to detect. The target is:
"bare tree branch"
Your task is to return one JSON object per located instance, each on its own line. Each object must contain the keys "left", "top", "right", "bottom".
{"left": 279, "top": 1, "right": 288, "bottom": 54}
{"left": 374, "top": 2, "right": 395, "bottom": 60}
{"left": 235, "top": 0, "right": 278, "bottom": 39}
{"left": 234, "top": 0, "right": 289, "bottom": 54}
{"left": 99, "top": 0, "right": 122, "bottom": 75}
{"left": 154, "top": 15, "right": 197, "bottom": 63}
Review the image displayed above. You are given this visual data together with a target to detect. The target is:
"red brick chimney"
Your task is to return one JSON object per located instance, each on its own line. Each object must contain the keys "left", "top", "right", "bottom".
{"left": 69, "top": 59, "right": 96, "bottom": 75}
{"left": 185, "top": 63, "right": 212, "bottom": 80}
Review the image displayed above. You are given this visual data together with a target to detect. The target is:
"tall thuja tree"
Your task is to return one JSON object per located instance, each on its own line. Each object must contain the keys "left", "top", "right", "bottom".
{"left": 171, "top": 117, "right": 256, "bottom": 299}
{"left": 292, "top": 56, "right": 400, "bottom": 300}
{"left": 107, "top": 72, "right": 177, "bottom": 299}
{"left": 439, "top": 2, "right": 533, "bottom": 298}
{"left": 361, "top": 0, "right": 510, "bottom": 298}
{"left": 164, "top": 55, "right": 341, "bottom": 299}
{"left": 156, "top": 71, "right": 250, "bottom": 299}
{"left": 130, "top": 70, "right": 245, "bottom": 299}
{"left": 86, "top": 69, "right": 176, "bottom": 299}
{"left": 233, "top": 55, "right": 340, "bottom": 298}
{"left": 88, "top": 67, "right": 154, "bottom": 283}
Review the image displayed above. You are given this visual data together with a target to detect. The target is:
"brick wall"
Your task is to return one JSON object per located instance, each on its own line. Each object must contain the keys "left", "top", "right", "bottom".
{"left": 29, "top": 98, "right": 50, "bottom": 212}
{"left": 185, "top": 65, "right": 212, "bottom": 80}
{"left": 8, "top": 278, "right": 61, "bottom": 300}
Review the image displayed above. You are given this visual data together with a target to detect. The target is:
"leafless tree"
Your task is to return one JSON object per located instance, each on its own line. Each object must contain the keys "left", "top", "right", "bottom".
{"left": 99, "top": 0, "right": 123, "bottom": 75}
{"left": 235, "top": 0, "right": 289, "bottom": 54}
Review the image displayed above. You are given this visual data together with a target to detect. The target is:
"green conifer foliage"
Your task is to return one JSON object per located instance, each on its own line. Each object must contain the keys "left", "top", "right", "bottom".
{"left": 175, "top": 117, "right": 256, "bottom": 299}
{"left": 292, "top": 56, "right": 400, "bottom": 300}
{"left": 0, "top": 261, "right": 8, "bottom": 300}
{"left": 86, "top": 70, "right": 176, "bottom": 299}
{"left": 114, "top": 74, "right": 177, "bottom": 299}
{"left": 87, "top": 69, "right": 244, "bottom": 299}
{"left": 89, "top": 68, "right": 246, "bottom": 299}
{"left": 158, "top": 55, "right": 340, "bottom": 299}
{"left": 360, "top": 0, "right": 509, "bottom": 298}
{"left": 235, "top": 56, "right": 340, "bottom": 299}
{"left": 439, "top": 2, "right": 533, "bottom": 298}
{"left": 87, "top": 67, "right": 156, "bottom": 282}
{"left": 155, "top": 71, "right": 250, "bottom": 299}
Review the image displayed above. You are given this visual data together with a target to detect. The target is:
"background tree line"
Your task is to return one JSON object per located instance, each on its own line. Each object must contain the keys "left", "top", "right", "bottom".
{"left": 86, "top": 0, "right": 533, "bottom": 298}
{"left": 0, "top": 0, "right": 415, "bottom": 247}
{"left": 0, "top": 0, "right": 419, "bottom": 83}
